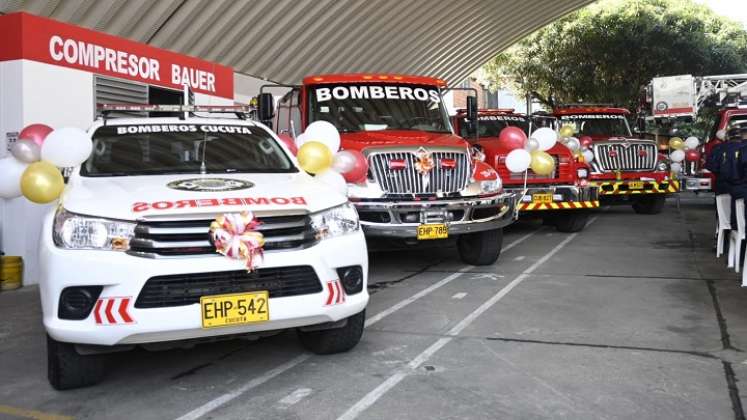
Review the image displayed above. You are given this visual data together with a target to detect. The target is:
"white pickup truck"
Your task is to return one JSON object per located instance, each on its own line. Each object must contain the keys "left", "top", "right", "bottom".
{"left": 39, "top": 105, "right": 369, "bottom": 389}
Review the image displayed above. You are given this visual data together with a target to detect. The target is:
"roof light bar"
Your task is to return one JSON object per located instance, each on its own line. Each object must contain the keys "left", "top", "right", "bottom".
{"left": 98, "top": 104, "right": 253, "bottom": 113}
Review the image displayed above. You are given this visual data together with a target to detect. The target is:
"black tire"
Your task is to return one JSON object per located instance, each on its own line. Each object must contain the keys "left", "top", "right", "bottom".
{"left": 47, "top": 335, "right": 106, "bottom": 390}
{"left": 555, "top": 211, "right": 590, "bottom": 233}
{"left": 298, "top": 310, "right": 365, "bottom": 355}
{"left": 632, "top": 195, "right": 666, "bottom": 215}
{"left": 457, "top": 228, "right": 503, "bottom": 265}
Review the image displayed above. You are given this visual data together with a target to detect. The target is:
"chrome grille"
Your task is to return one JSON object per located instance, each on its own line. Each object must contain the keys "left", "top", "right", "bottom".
{"left": 128, "top": 215, "right": 315, "bottom": 257}
{"left": 368, "top": 151, "right": 470, "bottom": 194}
{"left": 593, "top": 142, "right": 657, "bottom": 171}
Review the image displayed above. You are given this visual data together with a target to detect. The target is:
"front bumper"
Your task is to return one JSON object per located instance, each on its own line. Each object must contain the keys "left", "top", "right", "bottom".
{"left": 353, "top": 192, "right": 517, "bottom": 238}
{"left": 593, "top": 179, "right": 680, "bottom": 195}
{"left": 39, "top": 215, "right": 369, "bottom": 347}
{"left": 683, "top": 176, "right": 712, "bottom": 192}
{"left": 507, "top": 185, "right": 599, "bottom": 212}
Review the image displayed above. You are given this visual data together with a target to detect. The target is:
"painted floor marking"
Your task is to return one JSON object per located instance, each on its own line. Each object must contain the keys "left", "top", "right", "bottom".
{"left": 0, "top": 405, "right": 73, "bottom": 420}
{"left": 336, "top": 218, "right": 597, "bottom": 420}
{"left": 513, "top": 256, "right": 526, "bottom": 261}
{"left": 451, "top": 292, "right": 467, "bottom": 300}
{"left": 278, "top": 388, "right": 313, "bottom": 408}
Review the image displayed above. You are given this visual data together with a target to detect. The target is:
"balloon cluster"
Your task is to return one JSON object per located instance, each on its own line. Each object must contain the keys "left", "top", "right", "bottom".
{"left": 287, "top": 121, "right": 368, "bottom": 195}
{"left": 502, "top": 126, "right": 558, "bottom": 176}
{"left": 667, "top": 136, "right": 700, "bottom": 174}
{"left": 0, "top": 124, "right": 93, "bottom": 204}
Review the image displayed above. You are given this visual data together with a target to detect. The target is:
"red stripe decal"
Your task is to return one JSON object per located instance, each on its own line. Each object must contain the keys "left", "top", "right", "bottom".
{"left": 335, "top": 281, "right": 344, "bottom": 304}
{"left": 325, "top": 282, "right": 335, "bottom": 305}
{"left": 93, "top": 299, "right": 103, "bottom": 324}
{"left": 118, "top": 298, "right": 133, "bottom": 323}
{"left": 104, "top": 299, "right": 116, "bottom": 324}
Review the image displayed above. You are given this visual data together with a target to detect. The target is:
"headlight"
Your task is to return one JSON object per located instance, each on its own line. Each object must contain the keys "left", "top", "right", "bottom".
{"left": 310, "top": 203, "right": 360, "bottom": 240}
{"left": 53, "top": 208, "right": 135, "bottom": 251}
{"left": 577, "top": 168, "right": 588, "bottom": 178}
{"left": 657, "top": 161, "right": 669, "bottom": 172}
{"left": 480, "top": 177, "right": 502, "bottom": 194}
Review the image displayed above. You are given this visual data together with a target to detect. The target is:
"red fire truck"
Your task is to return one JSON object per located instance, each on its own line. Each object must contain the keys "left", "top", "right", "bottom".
{"left": 553, "top": 106, "right": 677, "bottom": 214}
{"left": 257, "top": 74, "right": 518, "bottom": 265}
{"left": 452, "top": 109, "right": 598, "bottom": 232}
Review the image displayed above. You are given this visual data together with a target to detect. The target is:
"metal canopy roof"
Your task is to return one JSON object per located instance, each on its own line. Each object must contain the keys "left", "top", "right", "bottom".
{"left": 1, "top": 0, "right": 593, "bottom": 85}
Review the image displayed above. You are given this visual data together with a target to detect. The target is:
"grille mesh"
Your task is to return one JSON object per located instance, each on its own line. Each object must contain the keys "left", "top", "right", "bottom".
{"left": 593, "top": 142, "right": 657, "bottom": 171}
{"left": 368, "top": 151, "right": 470, "bottom": 194}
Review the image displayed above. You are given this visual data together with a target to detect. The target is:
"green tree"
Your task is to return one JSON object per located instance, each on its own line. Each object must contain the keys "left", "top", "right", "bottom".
{"left": 484, "top": 0, "right": 747, "bottom": 111}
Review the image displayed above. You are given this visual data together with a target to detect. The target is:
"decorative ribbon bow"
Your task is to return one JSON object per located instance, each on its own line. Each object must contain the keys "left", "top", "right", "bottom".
{"left": 209, "top": 211, "right": 265, "bottom": 271}
{"left": 415, "top": 147, "right": 435, "bottom": 189}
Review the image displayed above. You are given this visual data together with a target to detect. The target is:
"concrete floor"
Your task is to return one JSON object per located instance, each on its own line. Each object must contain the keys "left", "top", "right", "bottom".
{"left": 1, "top": 194, "right": 746, "bottom": 420}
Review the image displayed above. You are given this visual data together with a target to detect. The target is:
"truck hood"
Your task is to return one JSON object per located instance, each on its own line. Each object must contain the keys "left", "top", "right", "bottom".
{"left": 341, "top": 130, "right": 468, "bottom": 151}
{"left": 591, "top": 136, "right": 656, "bottom": 144}
{"left": 60, "top": 173, "right": 346, "bottom": 221}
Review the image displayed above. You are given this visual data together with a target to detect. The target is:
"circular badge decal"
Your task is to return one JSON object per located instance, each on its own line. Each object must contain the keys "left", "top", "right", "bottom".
{"left": 655, "top": 101, "right": 668, "bottom": 112}
{"left": 167, "top": 178, "right": 254, "bottom": 192}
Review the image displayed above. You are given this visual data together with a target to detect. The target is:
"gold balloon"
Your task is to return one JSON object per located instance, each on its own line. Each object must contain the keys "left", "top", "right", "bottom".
{"left": 530, "top": 151, "right": 556, "bottom": 176}
{"left": 20, "top": 161, "right": 64, "bottom": 204}
{"left": 668, "top": 137, "right": 684, "bottom": 150}
{"left": 559, "top": 124, "right": 575, "bottom": 139}
{"left": 297, "top": 141, "right": 333, "bottom": 174}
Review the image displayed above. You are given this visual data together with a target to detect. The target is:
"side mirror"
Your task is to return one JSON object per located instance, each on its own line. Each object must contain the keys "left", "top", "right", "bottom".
{"left": 258, "top": 93, "right": 275, "bottom": 124}
{"left": 466, "top": 96, "right": 478, "bottom": 121}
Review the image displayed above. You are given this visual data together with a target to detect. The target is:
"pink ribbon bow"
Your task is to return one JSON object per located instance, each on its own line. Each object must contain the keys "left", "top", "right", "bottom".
{"left": 209, "top": 211, "right": 265, "bottom": 271}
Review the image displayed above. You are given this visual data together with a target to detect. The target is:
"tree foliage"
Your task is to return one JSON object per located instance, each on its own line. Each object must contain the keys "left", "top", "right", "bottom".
{"left": 483, "top": 0, "right": 747, "bottom": 110}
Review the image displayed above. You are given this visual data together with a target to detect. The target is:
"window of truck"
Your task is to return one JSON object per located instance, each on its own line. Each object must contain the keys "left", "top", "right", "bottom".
{"left": 308, "top": 84, "right": 451, "bottom": 133}
{"left": 559, "top": 114, "right": 632, "bottom": 137}
{"left": 276, "top": 89, "right": 302, "bottom": 136}
{"left": 82, "top": 124, "right": 296, "bottom": 177}
{"left": 461, "top": 115, "right": 529, "bottom": 139}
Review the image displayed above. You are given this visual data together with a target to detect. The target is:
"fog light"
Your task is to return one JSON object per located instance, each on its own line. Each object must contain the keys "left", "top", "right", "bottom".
{"left": 336, "top": 266, "right": 364, "bottom": 295}
{"left": 58, "top": 286, "right": 103, "bottom": 320}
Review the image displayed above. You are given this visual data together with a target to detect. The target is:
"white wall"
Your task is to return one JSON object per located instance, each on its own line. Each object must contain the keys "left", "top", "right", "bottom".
{"left": 234, "top": 72, "right": 276, "bottom": 104}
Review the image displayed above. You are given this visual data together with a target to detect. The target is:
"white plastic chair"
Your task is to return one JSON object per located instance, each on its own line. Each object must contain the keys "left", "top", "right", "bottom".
{"left": 728, "top": 198, "right": 745, "bottom": 271}
{"left": 716, "top": 194, "right": 732, "bottom": 258}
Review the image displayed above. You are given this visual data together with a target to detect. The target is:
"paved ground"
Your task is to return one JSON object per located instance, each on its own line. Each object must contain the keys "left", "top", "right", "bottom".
{"left": 1, "top": 193, "right": 746, "bottom": 420}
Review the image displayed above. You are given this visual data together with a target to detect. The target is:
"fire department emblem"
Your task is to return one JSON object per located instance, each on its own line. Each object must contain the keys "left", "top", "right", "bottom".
{"left": 167, "top": 178, "right": 254, "bottom": 192}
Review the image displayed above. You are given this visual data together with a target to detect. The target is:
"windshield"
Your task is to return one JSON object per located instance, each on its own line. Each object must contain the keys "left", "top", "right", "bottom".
{"left": 308, "top": 83, "right": 451, "bottom": 133}
{"left": 82, "top": 124, "right": 296, "bottom": 177}
{"left": 461, "top": 115, "right": 529, "bottom": 139}
{"left": 559, "top": 114, "right": 632, "bottom": 137}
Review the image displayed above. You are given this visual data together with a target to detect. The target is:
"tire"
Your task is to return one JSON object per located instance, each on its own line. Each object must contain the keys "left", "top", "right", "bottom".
{"left": 457, "top": 228, "right": 503, "bottom": 265}
{"left": 298, "top": 310, "right": 365, "bottom": 355}
{"left": 632, "top": 195, "right": 666, "bottom": 215}
{"left": 555, "top": 211, "right": 590, "bottom": 233}
{"left": 47, "top": 335, "right": 106, "bottom": 390}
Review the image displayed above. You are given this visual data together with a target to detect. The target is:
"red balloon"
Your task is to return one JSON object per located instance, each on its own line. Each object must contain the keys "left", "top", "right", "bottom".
{"left": 498, "top": 126, "right": 527, "bottom": 150}
{"left": 685, "top": 149, "right": 700, "bottom": 162}
{"left": 19, "top": 124, "right": 53, "bottom": 147}
{"left": 579, "top": 135, "right": 593, "bottom": 149}
{"left": 341, "top": 150, "right": 369, "bottom": 183}
{"left": 277, "top": 133, "right": 298, "bottom": 156}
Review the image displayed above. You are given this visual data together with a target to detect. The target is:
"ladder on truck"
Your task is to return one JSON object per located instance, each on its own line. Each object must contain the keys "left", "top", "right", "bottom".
{"left": 695, "top": 74, "right": 747, "bottom": 112}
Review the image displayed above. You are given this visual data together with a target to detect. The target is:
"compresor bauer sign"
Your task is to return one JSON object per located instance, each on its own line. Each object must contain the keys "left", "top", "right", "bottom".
{"left": 0, "top": 12, "right": 233, "bottom": 98}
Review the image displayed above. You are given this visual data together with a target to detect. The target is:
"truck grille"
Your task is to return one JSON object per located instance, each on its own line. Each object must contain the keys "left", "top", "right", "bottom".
{"left": 134, "top": 265, "right": 322, "bottom": 308}
{"left": 128, "top": 215, "right": 315, "bottom": 257}
{"left": 368, "top": 151, "right": 470, "bottom": 194}
{"left": 593, "top": 142, "right": 657, "bottom": 171}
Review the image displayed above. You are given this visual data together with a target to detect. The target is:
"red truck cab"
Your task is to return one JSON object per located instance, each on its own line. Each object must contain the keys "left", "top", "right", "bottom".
{"left": 257, "top": 74, "right": 518, "bottom": 265}
{"left": 452, "top": 109, "right": 598, "bottom": 232}
{"left": 697, "top": 108, "right": 747, "bottom": 190}
{"left": 553, "top": 106, "right": 678, "bottom": 214}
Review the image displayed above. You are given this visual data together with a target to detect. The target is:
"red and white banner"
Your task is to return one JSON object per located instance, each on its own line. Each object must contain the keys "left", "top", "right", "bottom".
{"left": 93, "top": 297, "right": 135, "bottom": 325}
{"left": 324, "top": 280, "right": 346, "bottom": 306}
{"left": 0, "top": 12, "right": 234, "bottom": 99}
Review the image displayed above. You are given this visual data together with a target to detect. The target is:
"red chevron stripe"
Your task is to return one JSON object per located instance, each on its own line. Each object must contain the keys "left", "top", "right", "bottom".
{"left": 93, "top": 299, "right": 103, "bottom": 324}
{"left": 325, "top": 282, "right": 335, "bottom": 305}
{"left": 104, "top": 299, "right": 116, "bottom": 324}
{"left": 118, "top": 298, "right": 133, "bottom": 323}
{"left": 335, "top": 281, "right": 344, "bottom": 304}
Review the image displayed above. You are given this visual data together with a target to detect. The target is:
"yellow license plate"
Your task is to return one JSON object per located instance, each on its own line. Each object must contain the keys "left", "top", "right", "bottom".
{"left": 200, "top": 291, "right": 269, "bottom": 329}
{"left": 417, "top": 224, "right": 448, "bottom": 240}
{"left": 628, "top": 181, "right": 645, "bottom": 190}
{"left": 532, "top": 193, "right": 553, "bottom": 204}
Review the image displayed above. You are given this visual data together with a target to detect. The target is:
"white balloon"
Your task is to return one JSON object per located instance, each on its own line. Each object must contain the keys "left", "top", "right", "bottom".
{"left": 684, "top": 136, "right": 699, "bottom": 150}
{"left": 0, "top": 156, "right": 27, "bottom": 199}
{"left": 331, "top": 150, "right": 357, "bottom": 174}
{"left": 315, "top": 168, "right": 348, "bottom": 195}
{"left": 582, "top": 149, "right": 595, "bottom": 163}
{"left": 41, "top": 127, "right": 92, "bottom": 167}
{"left": 531, "top": 127, "right": 557, "bottom": 151}
{"left": 526, "top": 138, "right": 540, "bottom": 151}
{"left": 564, "top": 137, "right": 581, "bottom": 152}
{"left": 716, "top": 129, "right": 726, "bottom": 140}
{"left": 670, "top": 162, "right": 683, "bottom": 173}
{"left": 670, "top": 149, "right": 685, "bottom": 163}
{"left": 505, "top": 149, "right": 531, "bottom": 173}
{"left": 295, "top": 132, "right": 309, "bottom": 148}
{"left": 304, "top": 121, "right": 341, "bottom": 152}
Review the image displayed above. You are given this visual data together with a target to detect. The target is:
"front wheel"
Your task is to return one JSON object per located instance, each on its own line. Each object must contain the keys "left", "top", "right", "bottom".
{"left": 298, "top": 310, "right": 365, "bottom": 354}
{"left": 47, "top": 335, "right": 106, "bottom": 390}
{"left": 632, "top": 195, "right": 666, "bottom": 214}
{"left": 457, "top": 228, "right": 503, "bottom": 265}
{"left": 555, "top": 211, "right": 590, "bottom": 233}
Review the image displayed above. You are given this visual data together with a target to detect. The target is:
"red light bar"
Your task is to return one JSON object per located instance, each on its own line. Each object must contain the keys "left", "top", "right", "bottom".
{"left": 440, "top": 158, "right": 457, "bottom": 169}
{"left": 389, "top": 159, "right": 407, "bottom": 170}
{"left": 98, "top": 104, "right": 253, "bottom": 113}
